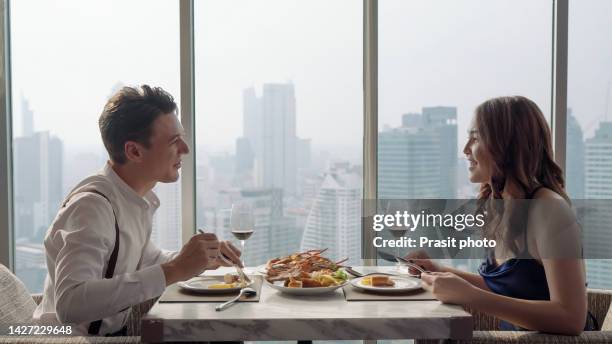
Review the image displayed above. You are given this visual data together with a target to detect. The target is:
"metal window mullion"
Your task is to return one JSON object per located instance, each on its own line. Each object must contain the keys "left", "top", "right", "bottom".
{"left": 0, "top": 0, "right": 13, "bottom": 269}
{"left": 179, "top": 0, "right": 195, "bottom": 244}
{"left": 362, "top": 0, "right": 377, "bottom": 267}
{"left": 552, "top": 0, "right": 569, "bottom": 174}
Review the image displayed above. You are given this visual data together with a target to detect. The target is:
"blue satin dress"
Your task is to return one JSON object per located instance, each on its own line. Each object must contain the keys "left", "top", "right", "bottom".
{"left": 477, "top": 187, "right": 597, "bottom": 331}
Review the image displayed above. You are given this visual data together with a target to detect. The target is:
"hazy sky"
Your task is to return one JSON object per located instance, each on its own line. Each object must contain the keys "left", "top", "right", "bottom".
{"left": 10, "top": 0, "right": 612, "bottom": 157}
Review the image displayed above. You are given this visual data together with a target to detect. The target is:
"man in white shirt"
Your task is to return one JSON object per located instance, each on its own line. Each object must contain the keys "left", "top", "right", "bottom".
{"left": 33, "top": 85, "right": 242, "bottom": 336}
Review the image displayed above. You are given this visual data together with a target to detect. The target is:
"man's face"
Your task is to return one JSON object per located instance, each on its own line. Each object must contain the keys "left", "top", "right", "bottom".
{"left": 140, "top": 113, "right": 189, "bottom": 183}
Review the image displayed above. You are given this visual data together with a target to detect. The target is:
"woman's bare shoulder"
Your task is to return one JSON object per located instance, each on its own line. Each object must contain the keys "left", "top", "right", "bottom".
{"left": 529, "top": 187, "right": 582, "bottom": 259}
{"left": 532, "top": 187, "right": 565, "bottom": 201}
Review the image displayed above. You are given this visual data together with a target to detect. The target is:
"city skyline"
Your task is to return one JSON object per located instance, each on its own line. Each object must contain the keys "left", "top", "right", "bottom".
{"left": 7, "top": 0, "right": 611, "bottom": 294}
{"left": 10, "top": 1, "right": 612, "bottom": 152}
{"left": 13, "top": 84, "right": 612, "bottom": 292}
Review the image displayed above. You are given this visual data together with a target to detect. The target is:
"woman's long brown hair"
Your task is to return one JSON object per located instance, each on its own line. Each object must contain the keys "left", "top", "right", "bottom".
{"left": 474, "top": 96, "right": 569, "bottom": 255}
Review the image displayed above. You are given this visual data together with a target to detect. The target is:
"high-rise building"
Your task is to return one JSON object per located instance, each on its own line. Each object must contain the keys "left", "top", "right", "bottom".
{"left": 13, "top": 131, "right": 63, "bottom": 240}
{"left": 151, "top": 181, "right": 182, "bottom": 252}
{"left": 21, "top": 95, "right": 34, "bottom": 137}
{"left": 243, "top": 87, "right": 263, "bottom": 156}
{"left": 379, "top": 126, "right": 440, "bottom": 198}
{"left": 379, "top": 106, "right": 457, "bottom": 199}
{"left": 566, "top": 109, "right": 585, "bottom": 199}
{"left": 300, "top": 162, "right": 362, "bottom": 266}
{"left": 401, "top": 113, "right": 422, "bottom": 128}
{"left": 13, "top": 98, "right": 63, "bottom": 293}
{"left": 585, "top": 122, "right": 612, "bottom": 198}
{"left": 235, "top": 137, "right": 254, "bottom": 175}
{"left": 584, "top": 121, "right": 612, "bottom": 288}
{"left": 241, "top": 83, "right": 297, "bottom": 196}
{"left": 423, "top": 107, "right": 457, "bottom": 198}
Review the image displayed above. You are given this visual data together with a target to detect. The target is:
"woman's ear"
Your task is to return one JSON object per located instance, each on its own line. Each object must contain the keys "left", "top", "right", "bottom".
{"left": 124, "top": 141, "right": 145, "bottom": 163}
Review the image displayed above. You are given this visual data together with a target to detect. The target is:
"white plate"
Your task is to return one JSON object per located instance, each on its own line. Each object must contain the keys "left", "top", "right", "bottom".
{"left": 178, "top": 276, "right": 253, "bottom": 294}
{"left": 264, "top": 279, "right": 348, "bottom": 295}
{"left": 349, "top": 275, "right": 422, "bottom": 294}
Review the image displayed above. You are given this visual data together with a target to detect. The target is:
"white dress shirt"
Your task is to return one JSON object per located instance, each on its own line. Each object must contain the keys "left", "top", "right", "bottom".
{"left": 33, "top": 162, "right": 178, "bottom": 335}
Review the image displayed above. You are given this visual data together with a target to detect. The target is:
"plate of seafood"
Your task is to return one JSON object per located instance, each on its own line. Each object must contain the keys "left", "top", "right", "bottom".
{"left": 264, "top": 249, "right": 349, "bottom": 295}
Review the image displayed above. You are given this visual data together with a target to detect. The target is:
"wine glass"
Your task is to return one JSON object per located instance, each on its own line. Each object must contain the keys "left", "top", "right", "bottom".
{"left": 385, "top": 200, "right": 408, "bottom": 273}
{"left": 389, "top": 225, "right": 408, "bottom": 273}
{"left": 230, "top": 202, "right": 255, "bottom": 270}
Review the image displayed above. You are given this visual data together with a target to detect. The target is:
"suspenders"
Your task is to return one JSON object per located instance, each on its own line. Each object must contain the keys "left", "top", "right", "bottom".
{"left": 62, "top": 189, "right": 120, "bottom": 336}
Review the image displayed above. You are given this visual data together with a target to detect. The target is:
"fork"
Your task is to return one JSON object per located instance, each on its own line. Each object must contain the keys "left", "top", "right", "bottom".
{"left": 218, "top": 252, "right": 251, "bottom": 284}
{"left": 345, "top": 267, "right": 398, "bottom": 278}
{"left": 197, "top": 229, "right": 251, "bottom": 283}
{"left": 396, "top": 258, "right": 429, "bottom": 275}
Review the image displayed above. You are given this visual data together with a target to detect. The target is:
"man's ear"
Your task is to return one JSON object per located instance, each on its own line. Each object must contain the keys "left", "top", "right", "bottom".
{"left": 124, "top": 141, "right": 145, "bottom": 163}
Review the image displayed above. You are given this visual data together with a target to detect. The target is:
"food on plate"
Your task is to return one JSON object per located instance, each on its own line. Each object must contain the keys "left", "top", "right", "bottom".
{"left": 265, "top": 249, "right": 349, "bottom": 288}
{"left": 207, "top": 273, "right": 248, "bottom": 289}
{"left": 287, "top": 278, "right": 303, "bottom": 288}
{"left": 361, "top": 275, "right": 395, "bottom": 287}
{"left": 224, "top": 273, "right": 240, "bottom": 284}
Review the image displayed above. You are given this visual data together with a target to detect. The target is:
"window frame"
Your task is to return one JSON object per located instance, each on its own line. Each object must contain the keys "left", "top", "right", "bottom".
{"left": 1, "top": 0, "right": 13, "bottom": 268}
{"left": 179, "top": 0, "right": 196, "bottom": 244}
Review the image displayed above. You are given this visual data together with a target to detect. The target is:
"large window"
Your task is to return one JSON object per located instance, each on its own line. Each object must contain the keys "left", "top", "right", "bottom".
{"left": 194, "top": 0, "right": 363, "bottom": 267}
{"left": 5, "top": 0, "right": 606, "bottom": 293}
{"left": 10, "top": 0, "right": 181, "bottom": 292}
{"left": 377, "top": 0, "right": 552, "bottom": 270}
{"left": 566, "top": 0, "right": 612, "bottom": 288}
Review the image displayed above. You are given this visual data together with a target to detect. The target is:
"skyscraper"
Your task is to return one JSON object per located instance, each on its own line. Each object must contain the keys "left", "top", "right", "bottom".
{"left": 241, "top": 83, "right": 297, "bottom": 196}
{"left": 13, "top": 98, "right": 63, "bottom": 292}
{"left": 235, "top": 137, "right": 254, "bottom": 175}
{"left": 21, "top": 95, "right": 34, "bottom": 137}
{"left": 378, "top": 106, "right": 457, "bottom": 199}
{"left": 584, "top": 121, "right": 612, "bottom": 288}
{"left": 13, "top": 131, "right": 63, "bottom": 240}
{"left": 300, "top": 162, "right": 362, "bottom": 265}
{"left": 151, "top": 181, "right": 182, "bottom": 252}
{"left": 379, "top": 125, "right": 440, "bottom": 198}
{"left": 423, "top": 107, "right": 457, "bottom": 198}
{"left": 585, "top": 122, "right": 612, "bottom": 198}
{"left": 566, "top": 109, "right": 585, "bottom": 199}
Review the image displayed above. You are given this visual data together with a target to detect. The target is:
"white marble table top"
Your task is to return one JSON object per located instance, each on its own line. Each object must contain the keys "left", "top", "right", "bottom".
{"left": 142, "top": 266, "right": 472, "bottom": 342}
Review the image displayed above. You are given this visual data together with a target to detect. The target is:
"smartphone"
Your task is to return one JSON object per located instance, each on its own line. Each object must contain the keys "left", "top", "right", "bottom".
{"left": 377, "top": 250, "right": 397, "bottom": 262}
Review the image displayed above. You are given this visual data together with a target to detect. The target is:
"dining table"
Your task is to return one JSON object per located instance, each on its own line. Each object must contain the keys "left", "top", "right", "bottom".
{"left": 141, "top": 266, "right": 473, "bottom": 343}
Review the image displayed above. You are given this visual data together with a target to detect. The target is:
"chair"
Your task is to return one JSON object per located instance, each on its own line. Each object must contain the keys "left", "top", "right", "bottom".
{"left": 416, "top": 289, "right": 612, "bottom": 344}
{"left": 0, "top": 264, "right": 145, "bottom": 343}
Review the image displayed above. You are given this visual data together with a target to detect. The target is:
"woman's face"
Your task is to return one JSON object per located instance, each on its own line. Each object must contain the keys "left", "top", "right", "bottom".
{"left": 463, "top": 118, "right": 492, "bottom": 183}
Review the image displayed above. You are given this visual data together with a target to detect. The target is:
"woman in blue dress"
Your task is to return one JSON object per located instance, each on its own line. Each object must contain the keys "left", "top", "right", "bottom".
{"left": 406, "top": 96, "right": 595, "bottom": 334}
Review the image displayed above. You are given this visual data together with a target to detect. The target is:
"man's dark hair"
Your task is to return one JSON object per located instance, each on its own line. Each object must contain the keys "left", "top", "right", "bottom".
{"left": 99, "top": 85, "right": 177, "bottom": 164}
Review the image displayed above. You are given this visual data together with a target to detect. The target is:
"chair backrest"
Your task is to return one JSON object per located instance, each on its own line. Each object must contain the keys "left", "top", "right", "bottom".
{"left": 589, "top": 289, "right": 612, "bottom": 331}
{"left": 0, "top": 264, "right": 37, "bottom": 325}
{"left": 588, "top": 289, "right": 612, "bottom": 330}
{"left": 465, "top": 290, "right": 612, "bottom": 332}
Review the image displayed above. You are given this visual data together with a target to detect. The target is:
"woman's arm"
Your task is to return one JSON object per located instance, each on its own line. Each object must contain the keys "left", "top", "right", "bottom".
{"left": 423, "top": 197, "right": 588, "bottom": 335}
{"left": 403, "top": 250, "right": 491, "bottom": 291}
{"left": 439, "top": 265, "right": 491, "bottom": 291}
{"left": 465, "top": 258, "right": 587, "bottom": 335}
